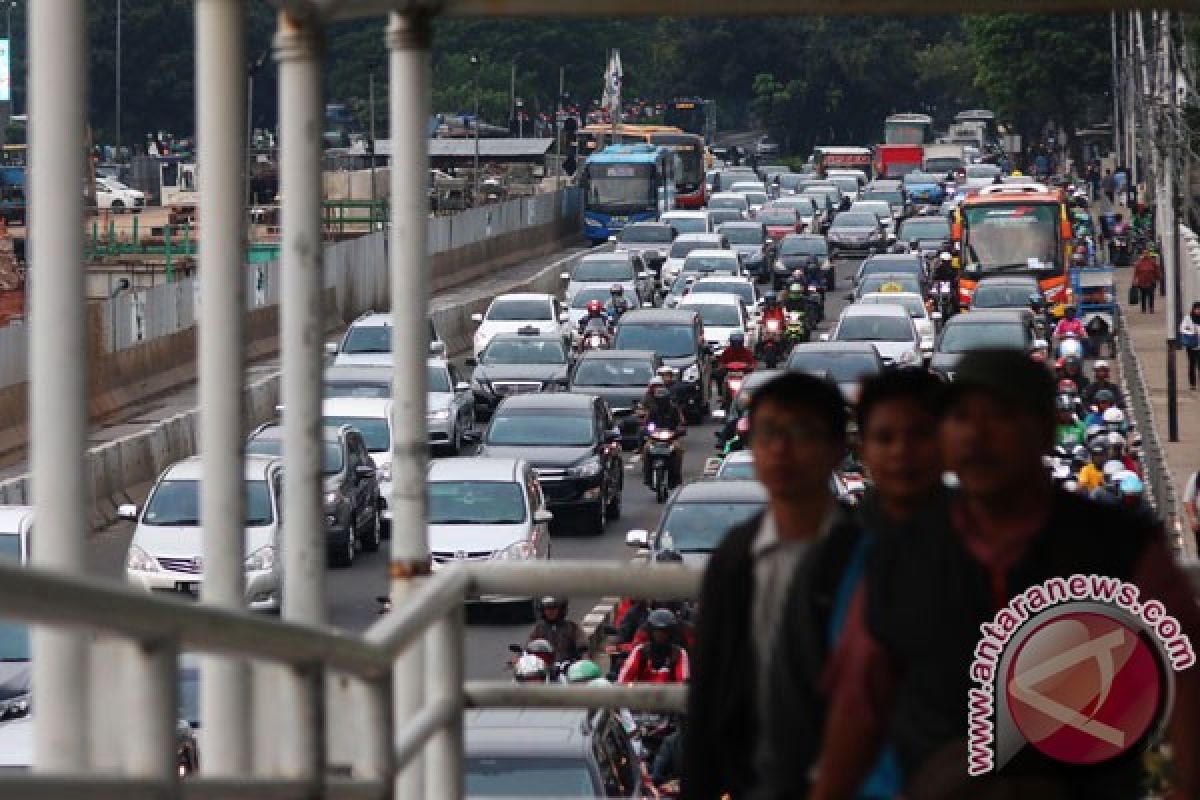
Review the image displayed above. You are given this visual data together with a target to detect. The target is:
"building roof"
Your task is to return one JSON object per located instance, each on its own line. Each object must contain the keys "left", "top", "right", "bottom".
{"left": 374, "top": 138, "right": 554, "bottom": 159}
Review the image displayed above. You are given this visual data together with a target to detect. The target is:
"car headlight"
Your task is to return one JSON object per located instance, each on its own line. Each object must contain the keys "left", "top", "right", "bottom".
{"left": 244, "top": 545, "right": 276, "bottom": 572}
{"left": 323, "top": 490, "right": 342, "bottom": 507}
{"left": 492, "top": 539, "right": 536, "bottom": 561}
{"left": 682, "top": 364, "right": 700, "bottom": 383}
{"left": 428, "top": 408, "right": 450, "bottom": 422}
{"left": 900, "top": 350, "right": 917, "bottom": 364}
{"left": 585, "top": 217, "right": 602, "bottom": 228}
{"left": 378, "top": 462, "right": 392, "bottom": 483}
{"left": 127, "top": 544, "right": 158, "bottom": 572}
{"left": 569, "top": 457, "right": 604, "bottom": 479}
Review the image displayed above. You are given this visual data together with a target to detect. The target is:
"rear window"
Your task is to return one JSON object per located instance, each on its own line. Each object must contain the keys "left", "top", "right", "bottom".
{"left": 939, "top": 321, "right": 1028, "bottom": 353}
{"left": 757, "top": 210, "right": 796, "bottom": 225}
{"left": 972, "top": 284, "right": 1039, "bottom": 309}
{"left": 787, "top": 350, "right": 882, "bottom": 382}
{"left": 720, "top": 226, "right": 764, "bottom": 245}
{"left": 574, "top": 259, "right": 634, "bottom": 283}
{"left": 664, "top": 215, "right": 708, "bottom": 234}
{"left": 831, "top": 213, "right": 878, "bottom": 229}
{"left": 836, "top": 314, "right": 914, "bottom": 342}
{"left": 487, "top": 298, "right": 553, "bottom": 321}
{"left": 619, "top": 225, "right": 672, "bottom": 243}
{"left": 670, "top": 240, "right": 715, "bottom": 259}
{"left": 683, "top": 254, "right": 737, "bottom": 273}
{"left": 613, "top": 323, "right": 697, "bottom": 359}
{"left": 465, "top": 756, "right": 596, "bottom": 797}
{"left": 708, "top": 195, "right": 747, "bottom": 210}
{"left": 779, "top": 237, "right": 827, "bottom": 256}
{"left": 687, "top": 302, "right": 741, "bottom": 327}
{"left": 692, "top": 282, "right": 753, "bottom": 304}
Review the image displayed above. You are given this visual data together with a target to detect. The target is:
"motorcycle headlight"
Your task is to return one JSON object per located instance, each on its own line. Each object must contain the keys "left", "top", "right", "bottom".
{"left": 682, "top": 364, "right": 700, "bottom": 383}
{"left": 244, "top": 545, "right": 276, "bottom": 572}
{"left": 126, "top": 544, "right": 159, "bottom": 572}
{"left": 427, "top": 408, "right": 450, "bottom": 422}
{"left": 492, "top": 539, "right": 536, "bottom": 561}
{"left": 323, "top": 490, "right": 342, "bottom": 507}
{"left": 569, "top": 457, "right": 603, "bottom": 479}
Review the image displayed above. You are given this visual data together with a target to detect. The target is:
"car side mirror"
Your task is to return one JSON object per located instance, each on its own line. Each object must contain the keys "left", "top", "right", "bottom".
{"left": 625, "top": 529, "right": 649, "bottom": 548}
{"left": 559, "top": 312, "right": 570, "bottom": 323}
{"left": 462, "top": 430, "right": 482, "bottom": 443}
{"left": 605, "top": 429, "right": 622, "bottom": 443}
{"left": 819, "top": 332, "right": 831, "bottom": 342}
{"left": 355, "top": 464, "right": 377, "bottom": 480}
{"left": 533, "top": 509, "right": 554, "bottom": 524}
{"left": 428, "top": 341, "right": 446, "bottom": 356}
{"left": 470, "top": 312, "right": 484, "bottom": 323}
{"left": 324, "top": 342, "right": 339, "bottom": 356}
{"left": 117, "top": 503, "right": 139, "bottom": 521}
{"left": 464, "top": 357, "right": 477, "bottom": 368}
{"left": 454, "top": 381, "right": 471, "bottom": 392}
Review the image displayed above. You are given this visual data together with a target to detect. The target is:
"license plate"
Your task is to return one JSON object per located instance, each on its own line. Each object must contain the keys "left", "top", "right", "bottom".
{"left": 175, "top": 582, "right": 200, "bottom": 596}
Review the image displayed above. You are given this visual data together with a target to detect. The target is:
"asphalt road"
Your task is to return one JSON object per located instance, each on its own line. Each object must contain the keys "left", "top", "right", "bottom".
{"left": 84, "top": 249, "right": 864, "bottom": 682}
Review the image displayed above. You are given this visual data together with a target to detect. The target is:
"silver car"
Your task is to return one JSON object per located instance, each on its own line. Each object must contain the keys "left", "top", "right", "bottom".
{"left": 561, "top": 251, "right": 653, "bottom": 307}
{"left": 426, "top": 357, "right": 476, "bottom": 455}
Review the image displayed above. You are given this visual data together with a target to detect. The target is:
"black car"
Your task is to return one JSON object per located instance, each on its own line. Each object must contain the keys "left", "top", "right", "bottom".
{"left": 969, "top": 275, "right": 1043, "bottom": 310}
{"left": 774, "top": 233, "right": 832, "bottom": 290}
{"left": 718, "top": 221, "right": 772, "bottom": 281}
{"left": 827, "top": 211, "right": 889, "bottom": 258}
{"left": 854, "top": 253, "right": 929, "bottom": 293}
{"left": 569, "top": 349, "right": 662, "bottom": 450}
{"left": 929, "top": 309, "right": 1038, "bottom": 380}
{"left": 612, "top": 308, "right": 712, "bottom": 422}
{"left": 786, "top": 341, "right": 887, "bottom": 405}
{"left": 465, "top": 330, "right": 572, "bottom": 418}
{"left": 247, "top": 422, "right": 381, "bottom": 566}
{"left": 476, "top": 393, "right": 623, "bottom": 535}
{"left": 465, "top": 709, "right": 646, "bottom": 798}
{"left": 625, "top": 478, "right": 767, "bottom": 566}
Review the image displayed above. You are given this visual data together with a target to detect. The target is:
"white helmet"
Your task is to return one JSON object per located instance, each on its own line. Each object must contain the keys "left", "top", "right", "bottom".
{"left": 1102, "top": 407, "right": 1125, "bottom": 429}
{"left": 1102, "top": 460, "right": 1126, "bottom": 481}
{"left": 513, "top": 654, "right": 548, "bottom": 683}
{"left": 1105, "top": 431, "right": 1125, "bottom": 452}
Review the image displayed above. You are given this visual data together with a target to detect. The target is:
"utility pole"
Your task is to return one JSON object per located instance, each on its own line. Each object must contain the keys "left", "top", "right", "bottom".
{"left": 555, "top": 66, "right": 564, "bottom": 189}
{"left": 1165, "top": 11, "right": 1181, "bottom": 442}
{"left": 471, "top": 53, "right": 480, "bottom": 206}
{"left": 115, "top": 0, "right": 122, "bottom": 157}
{"left": 1111, "top": 11, "right": 1121, "bottom": 166}
{"left": 369, "top": 70, "right": 377, "bottom": 217}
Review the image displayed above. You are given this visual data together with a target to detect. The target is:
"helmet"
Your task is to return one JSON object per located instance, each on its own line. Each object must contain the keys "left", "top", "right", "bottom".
{"left": 1056, "top": 379, "right": 1078, "bottom": 395}
{"left": 649, "top": 376, "right": 664, "bottom": 388}
{"left": 1119, "top": 475, "right": 1145, "bottom": 495}
{"left": 1102, "top": 407, "right": 1125, "bottom": 428}
{"left": 1106, "top": 431, "right": 1126, "bottom": 450}
{"left": 791, "top": 269, "right": 806, "bottom": 281}
{"left": 537, "top": 596, "right": 568, "bottom": 616}
{"left": 514, "top": 654, "right": 548, "bottom": 683}
{"left": 1102, "top": 460, "right": 1126, "bottom": 481}
{"left": 586, "top": 299, "right": 605, "bottom": 318}
{"left": 789, "top": 282, "right": 804, "bottom": 294}
{"left": 565, "top": 660, "right": 603, "bottom": 684}
{"left": 647, "top": 608, "right": 678, "bottom": 632}
{"left": 939, "top": 252, "right": 953, "bottom": 263}
{"left": 526, "top": 638, "right": 555, "bottom": 661}
{"left": 729, "top": 332, "right": 745, "bottom": 347}
{"left": 1055, "top": 395, "right": 1074, "bottom": 412}
{"left": 610, "top": 283, "right": 624, "bottom": 296}
{"left": 657, "top": 365, "right": 676, "bottom": 381}
{"left": 1094, "top": 389, "right": 1115, "bottom": 405}
{"left": 1093, "top": 359, "right": 1111, "bottom": 373}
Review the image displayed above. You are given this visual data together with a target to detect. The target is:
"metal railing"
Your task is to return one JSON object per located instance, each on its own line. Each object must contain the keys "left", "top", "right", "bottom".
{"left": 0, "top": 558, "right": 698, "bottom": 798}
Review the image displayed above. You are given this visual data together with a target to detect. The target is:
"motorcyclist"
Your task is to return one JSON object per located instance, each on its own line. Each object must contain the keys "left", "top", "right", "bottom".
{"left": 1083, "top": 360, "right": 1125, "bottom": 408}
{"left": 606, "top": 283, "right": 631, "bottom": 321}
{"left": 761, "top": 292, "right": 786, "bottom": 329}
{"left": 714, "top": 332, "right": 756, "bottom": 391}
{"left": 1106, "top": 431, "right": 1139, "bottom": 474}
{"left": 642, "top": 385, "right": 685, "bottom": 488}
{"left": 1118, "top": 474, "right": 1154, "bottom": 519}
{"left": 1102, "top": 406, "right": 1129, "bottom": 435}
{"left": 1054, "top": 395, "right": 1087, "bottom": 448}
{"left": 526, "top": 596, "right": 586, "bottom": 662}
{"left": 932, "top": 251, "right": 956, "bottom": 283}
{"left": 1052, "top": 305, "right": 1087, "bottom": 342}
{"left": 616, "top": 609, "right": 690, "bottom": 684}
{"left": 783, "top": 281, "right": 807, "bottom": 313}
{"left": 1084, "top": 389, "right": 1118, "bottom": 428}
{"left": 578, "top": 299, "right": 610, "bottom": 336}
{"left": 1060, "top": 356, "right": 1090, "bottom": 396}
{"left": 1076, "top": 441, "right": 1108, "bottom": 493}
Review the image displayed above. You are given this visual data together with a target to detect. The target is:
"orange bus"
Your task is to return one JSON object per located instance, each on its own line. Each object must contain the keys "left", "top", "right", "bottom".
{"left": 575, "top": 124, "right": 706, "bottom": 208}
{"left": 952, "top": 186, "right": 1074, "bottom": 309}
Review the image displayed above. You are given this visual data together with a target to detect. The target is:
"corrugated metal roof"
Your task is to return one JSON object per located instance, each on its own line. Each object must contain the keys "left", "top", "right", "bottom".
{"left": 427, "top": 138, "right": 555, "bottom": 158}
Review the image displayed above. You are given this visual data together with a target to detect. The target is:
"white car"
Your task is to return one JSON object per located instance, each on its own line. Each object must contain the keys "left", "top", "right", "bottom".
{"left": 857, "top": 291, "right": 936, "bottom": 358}
{"left": 94, "top": 176, "right": 146, "bottom": 212}
{"left": 680, "top": 292, "right": 753, "bottom": 351}
{"left": 706, "top": 192, "right": 750, "bottom": 218}
{"left": 471, "top": 293, "right": 567, "bottom": 359}
{"left": 427, "top": 457, "right": 552, "bottom": 612}
{"left": 327, "top": 312, "right": 445, "bottom": 366}
{"left": 322, "top": 396, "right": 395, "bottom": 523}
{"left": 681, "top": 248, "right": 742, "bottom": 279}
{"left": 826, "top": 303, "right": 922, "bottom": 368}
{"left": 660, "top": 210, "right": 712, "bottom": 236}
{"left": 661, "top": 232, "right": 729, "bottom": 286}
{"left": 566, "top": 285, "right": 614, "bottom": 330}
{"left": 689, "top": 276, "right": 761, "bottom": 319}
{"left": 123, "top": 455, "right": 283, "bottom": 612}
{"left": 0, "top": 506, "right": 34, "bottom": 564}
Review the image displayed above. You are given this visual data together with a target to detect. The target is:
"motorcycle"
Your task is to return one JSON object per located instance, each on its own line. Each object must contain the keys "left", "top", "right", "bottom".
{"left": 1055, "top": 331, "right": 1086, "bottom": 361}
{"left": 1109, "top": 222, "right": 1131, "bottom": 266}
{"left": 643, "top": 423, "right": 682, "bottom": 503}
{"left": 507, "top": 643, "right": 573, "bottom": 683}
{"left": 581, "top": 329, "right": 611, "bottom": 352}
{"left": 932, "top": 280, "right": 957, "bottom": 320}
{"left": 719, "top": 361, "right": 755, "bottom": 410}
{"left": 785, "top": 310, "right": 809, "bottom": 344}
{"left": 805, "top": 283, "right": 825, "bottom": 324}
{"left": 758, "top": 317, "right": 785, "bottom": 367}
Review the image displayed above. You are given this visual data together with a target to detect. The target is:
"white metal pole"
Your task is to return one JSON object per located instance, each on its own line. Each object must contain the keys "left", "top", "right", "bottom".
{"left": 115, "top": 0, "right": 121, "bottom": 155}
{"left": 28, "top": 0, "right": 90, "bottom": 772}
{"left": 387, "top": 11, "right": 432, "bottom": 798}
{"left": 276, "top": 8, "right": 327, "bottom": 785}
{"left": 123, "top": 639, "right": 179, "bottom": 782}
{"left": 1111, "top": 12, "right": 1121, "bottom": 165}
{"left": 196, "top": 0, "right": 252, "bottom": 776}
{"left": 426, "top": 607, "right": 465, "bottom": 799}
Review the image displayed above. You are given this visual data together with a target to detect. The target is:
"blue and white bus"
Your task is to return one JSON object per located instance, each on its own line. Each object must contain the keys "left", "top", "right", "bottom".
{"left": 580, "top": 144, "right": 676, "bottom": 244}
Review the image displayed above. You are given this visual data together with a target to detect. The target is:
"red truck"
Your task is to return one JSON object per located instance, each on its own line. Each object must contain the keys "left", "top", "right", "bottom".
{"left": 873, "top": 144, "right": 924, "bottom": 180}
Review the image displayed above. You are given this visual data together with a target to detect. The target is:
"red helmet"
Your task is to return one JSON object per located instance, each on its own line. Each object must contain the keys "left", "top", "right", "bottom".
{"left": 1057, "top": 379, "right": 1078, "bottom": 395}
{"left": 586, "top": 299, "right": 605, "bottom": 318}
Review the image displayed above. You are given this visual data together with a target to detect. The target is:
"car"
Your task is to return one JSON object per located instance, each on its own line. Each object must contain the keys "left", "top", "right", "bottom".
{"left": 562, "top": 252, "right": 653, "bottom": 307}
{"left": 756, "top": 207, "right": 803, "bottom": 240}
{"left": 123, "top": 455, "right": 283, "bottom": 612}
{"left": 689, "top": 276, "right": 761, "bottom": 318}
{"left": 680, "top": 248, "right": 742, "bottom": 278}
{"left": 826, "top": 168, "right": 869, "bottom": 191}
{"left": 476, "top": 394, "right": 623, "bottom": 535}
{"left": 854, "top": 253, "right": 928, "bottom": 293}
{"left": 425, "top": 357, "right": 476, "bottom": 453}
{"left": 660, "top": 209, "right": 712, "bottom": 235}
{"left": 712, "top": 452, "right": 858, "bottom": 504}
{"left": 969, "top": 275, "right": 1043, "bottom": 311}
{"left": 902, "top": 171, "right": 947, "bottom": 205}
{"left": 930, "top": 309, "right": 1040, "bottom": 380}
{"left": 680, "top": 292, "right": 753, "bottom": 351}
{"left": 566, "top": 285, "right": 617, "bottom": 329}
{"left": 613, "top": 221, "right": 675, "bottom": 276}
{"left": 848, "top": 200, "right": 897, "bottom": 237}
{"left": 776, "top": 173, "right": 809, "bottom": 195}
{"left": 427, "top": 458, "right": 552, "bottom": 613}
{"left": 861, "top": 183, "right": 908, "bottom": 218}
{"left": 773, "top": 233, "right": 832, "bottom": 290}
{"left": 624, "top": 478, "right": 766, "bottom": 564}
{"left": 766, "top": 196, "right": 818, "bottom": 234}
{"left": 0, "top": 507, "right": 33, "bottom": 724}
{"left": 465, "top": 330, "right": 572, "bottom": 419}
{"left": 805, "top": 184, "right": 847, "bottom": 215}
{"left": 568, "top": 349, "right": 661, "bottom": 450}
{"left": 612, "top": 308, "right": 712, "bottom": 421}
{"left": 706, "top": 192, "right": 750, "bottom": 217}
{"left": 798, "top": 191, "right": 835, "bottom": 232}
{"left": 465, "top": 709, "right": 645, "bottom": 798}
{"left": 0, "top": 506, "right": 33, "bottom": 564}
{"left": 854, "top": 271, "right": 923, "bottom": 302}
{"left": 660, "top": 232, "right": 730, "bottom": 286}
{"left": 705, "top": 207, "right": 744, "bottom": 228}
{"left": 825, "top": 174, "right": 862, "bottom": 203}
{"left": 247, "top": 422, "right": 381, "bottom": 565}
{"left": 94, "top": 176, "right": 146, "bottom": 212}
{"left": 826, "top": 304, "right": 922, "bottom": 368}
{"left": 965, "top": 163, "right": 1002, "bottom": 182}
{"left": 327, "top": 312, "right": 446, "bottom": 365}
{"left": 896, "top": 216, "right": 952, "bottom": 258}
{"left": 786, "top": 341, "right": 886, "bottom": 404}
{"left": 471, "top": 293, "right": 568, "bottom": 359}
{"left": 731, "top": 186, "right": 769, "bottom": 213}
{"left": 827, "top": 211, "right": 889, "bottom": 258}
{"left": 322, "top": 364, "right": 391, "bottom": 398}
{"left": 858, "top": 291, "right": 936, "bottom": 357}
{"left": 717, "top": 221, "right": 772, "bottom": 280}
{"left": 321, "top": 396, "right": 395, "bottom": 528}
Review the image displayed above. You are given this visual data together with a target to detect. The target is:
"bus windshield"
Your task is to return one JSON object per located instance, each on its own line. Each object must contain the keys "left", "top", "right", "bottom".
{"left": 962, "top": 204, "right": 1061, "bottom": 275}
{"left": 584, "top": 163, "right": 655, "bottom": 215}
{"left": 651, "top": 134, "right": 703, "bottom": 191}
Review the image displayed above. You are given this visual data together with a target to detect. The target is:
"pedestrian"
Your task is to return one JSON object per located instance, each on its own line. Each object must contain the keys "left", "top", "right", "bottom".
{"left": 1132, "top": 247, "right": 1163, "bottom": 313}
{"left": 682, "top": 372, "right": 860, "bottom": 800}
{"left": 1101, "top": 169, "right": 1115, "bottom": 205}
{"left": 809, "top": 349, "right": 1200, "bottom": 800}
{"left": 761, "top": 368, "right": 945, "bottom": 799}
{"left": 1114, "top": 165, "right": 1128, "bottom": 205}
{"left": 1182, "top": 301, "right": 1200, "bottom": 389}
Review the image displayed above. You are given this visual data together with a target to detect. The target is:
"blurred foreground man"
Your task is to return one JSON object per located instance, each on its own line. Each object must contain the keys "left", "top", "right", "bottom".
{"left": 812, "top": 349, "right": 1200, "bottom": 800}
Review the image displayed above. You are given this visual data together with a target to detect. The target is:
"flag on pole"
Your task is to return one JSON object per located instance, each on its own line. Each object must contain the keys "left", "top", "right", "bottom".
{"left": 609, "top": 50, "right": 623, "bottom": 125}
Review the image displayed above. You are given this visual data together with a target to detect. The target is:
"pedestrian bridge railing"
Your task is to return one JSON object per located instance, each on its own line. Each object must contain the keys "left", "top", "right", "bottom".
{"left": 0, "top": 559, "right": 697, "bottom": 799}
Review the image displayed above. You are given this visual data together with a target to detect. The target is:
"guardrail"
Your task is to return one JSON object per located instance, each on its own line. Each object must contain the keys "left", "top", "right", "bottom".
{"left": 0, "top": 559, "right": 697, "bottom": 798}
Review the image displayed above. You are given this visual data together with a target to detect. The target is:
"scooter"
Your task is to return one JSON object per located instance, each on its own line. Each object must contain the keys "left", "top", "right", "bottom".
{"left": 1055, "top": 331, "right": 1086, "bottom": 362}
{"left": 644, "top": 423, "right": 682, "bottom": 504}
{"left": 719, "top": 361, "right": 754, "bottom": 410}
{"left": 581, "top": 329, "right": 611, "bottom": 352}
{"left": 785, "top": 310, "right": 809, "bottom": 344}
{"left": 757, "top": 319, "right": 785, "bottom": 368}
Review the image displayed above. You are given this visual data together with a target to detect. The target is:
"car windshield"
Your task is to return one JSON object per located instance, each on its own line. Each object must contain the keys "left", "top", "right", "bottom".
{"left": 573, "top": 359, "right": 655, "bottom": 387}
{"left": 620, "top": 226, "right": 672, "bottom": 244}
{"left": 972, "top": 285, "right": 1038, "bottom": 308}
{"left": 683, "top": 255, "right": 736, "bottom": 274}
{"left": 864, "top": 190, "right": 903, "bottom": 205}
{"left": 862, "top": 295, "right": 925, "bottom": 318}
{"left": 323, "top": 416, "right": 390, "bottom": 451}
{"left": 487, "top": 412, "right": 594, "bottom": 447}
{"left": 669, "top": 240, "right": 713, "bottom": 259}
{"left": 465, "top": 757, "right": 596, "bottom": 797}
{"left": 323, "top": 379, "right": 390, "bottom": 398}
{"left": 940, "top": 322, "right": 1027, "bottom": 353}
{"left": 0, "top": 532, "right": 19, "bottom": 562}
{"left": 720, "top": 226, "right": 763, "bottom": 245}
{"left": 693, "top": 283, "right": 753, "bottom": 304}
{"left": 836, "top": 315, "right": 914, "bottom": 342}
{"left": 779, "top": 237, "right": 827, "bottom": 256}
{"left": 142, "top": 480, "right": 273, "bottom": 526}
{"left": 428, "top": 482, "right": 526, "bottom": 525}
{"left": 743, "top": 192, "right": 768, "bottom": 206}
{"left": 664, "top": 216, "right": 707, "bottom": 234}
{"left": 757, "top": 210, "right": 795, "bottom": 225}
{"left": 0, "top": 619, "right": 30, "bottom": 661}
{"left": 788, "top": 350, "right": 882, "bottom": 382}
{"left": 487, "top": 299, "right": 554, "bottom": 321}
{"left": 830, "top": 177, "right": 859, "bottom": 194}
{"left": 831, "top": 213, "right": 878, "bottom": 229}
{"left": 661, "top": 501, "right": 764, "bottom": 551}
{"left": 717, "top": 460, "right": 755, "bottom": 479}
{"left": 573, "top": 259, "right": 634, "bottom": 282}
{"left": 613, "top": 324, "right": 696, "bottom": 358}
{"left": 481, "top": 339, "right": 566, "bottom": 365}
{"left": 246, "top": 438, "right": 344, "bottom": 475}
{"left": 687, "top": 303, "right": 741, "bottom": 327}
{"left": 341, "top": 325, "right": 390, "bottom": 354}
{"left": 708, "top": 196, "right": 746, "bottom": 210}
{"left": 899, "top": 220, "right": 951, "bottom": 241}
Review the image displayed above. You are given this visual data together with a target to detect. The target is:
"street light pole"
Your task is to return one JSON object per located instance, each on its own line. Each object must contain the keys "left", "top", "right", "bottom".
{"left": 115, "top": 0, "right": 121, "bottom": 156}
{"left": 471, "top": 54, "right": 480, "bottom": 206}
